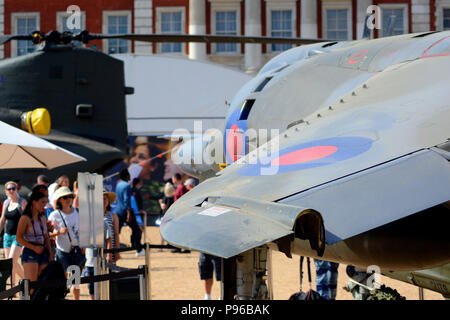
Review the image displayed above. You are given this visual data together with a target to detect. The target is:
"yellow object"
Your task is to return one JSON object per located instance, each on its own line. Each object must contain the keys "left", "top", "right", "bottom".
{"left": 219, "top": 163, "right": 227, "bottom": 170}
{"left": 26, "top": 108, "right": 51, "bottom": 135}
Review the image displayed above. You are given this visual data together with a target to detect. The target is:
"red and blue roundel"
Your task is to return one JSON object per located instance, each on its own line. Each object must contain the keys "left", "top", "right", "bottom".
{"left": 237, "top": 136, "right": 373, "bottom": 176}
{"left": 225, "top": 108, "right": 248, "bottom": 164}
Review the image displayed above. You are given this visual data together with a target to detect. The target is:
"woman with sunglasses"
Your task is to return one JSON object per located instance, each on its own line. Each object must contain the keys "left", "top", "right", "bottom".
{"left": 0, "top": 181, "right": 27, "bottom": 286}
{"left": 48, "top": 186, "right": 85, "bottom": 300}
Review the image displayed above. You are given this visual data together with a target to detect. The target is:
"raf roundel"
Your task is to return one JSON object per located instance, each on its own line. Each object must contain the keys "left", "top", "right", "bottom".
{"left": 237, "top": 137, "right": 374, "bottom": 176}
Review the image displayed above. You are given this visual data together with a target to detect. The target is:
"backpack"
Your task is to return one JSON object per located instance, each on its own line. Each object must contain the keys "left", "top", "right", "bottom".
{"left": 30, "top": 261, "right": 68, "bottom": 301}
{"left": 289, "top": 256, "right": 325, "bottom": 301}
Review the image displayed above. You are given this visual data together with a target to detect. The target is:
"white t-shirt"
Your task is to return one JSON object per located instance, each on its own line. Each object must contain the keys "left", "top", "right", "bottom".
{"left": 48, "top": 182, "right": 58, "bottom": 203}
{"left": 48, "top": 208, "right": 80, "bottom": 253}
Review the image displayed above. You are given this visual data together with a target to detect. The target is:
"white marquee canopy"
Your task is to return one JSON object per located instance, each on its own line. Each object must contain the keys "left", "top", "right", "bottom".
{"left": 114, "top": 54, "right": 252, "bottom": 136}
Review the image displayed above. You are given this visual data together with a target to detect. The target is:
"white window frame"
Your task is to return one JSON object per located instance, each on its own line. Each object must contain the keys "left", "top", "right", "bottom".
{"left": 102, "top": 10, "right": 132, "bottom": 54}
{"left": 266, "top": 0, "right": 296, "bottom": 53}
{"left": 378, "top": 3, "right": 409, "bottom": 37}
{"left": 322, "top": 1, "right": 352, "bottom": 41}
{"left": 156, "top": 6, "right": 186, "bottom": 55}
{"left": 436, "top": 1, "right": 450, "bottom": 31}
{"left": 210, "top": 0, "right": 241, "bottom": 55}
{"left": 444, "top": 8, "right": 450, "bottom": 30}
{"left": 11, "top": 12, "right": 40, "bottom": 57}
{"left": 56, "top": 11, "right": 86, "bottom": 33}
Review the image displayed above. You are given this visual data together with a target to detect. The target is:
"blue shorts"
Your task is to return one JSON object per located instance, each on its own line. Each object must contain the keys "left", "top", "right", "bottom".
{"left": 56, "top": 248, "right": 86, "bottom": 273}
{"left": 198, "top": 253, "right": 222, "bottom": 281}
{"left": 21, "top": 245, "right": 49, "bottom": 265}
{"left": 3, "top": 233, "right": 22, "bottom": 248}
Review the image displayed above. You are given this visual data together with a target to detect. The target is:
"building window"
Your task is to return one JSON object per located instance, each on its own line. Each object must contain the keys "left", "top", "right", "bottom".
{"left": 107, "top": 16, "right": 129, "bottom": 54}
{"left": 161, "top": 11, "right": 183, "bottom": 53}
{"left": 377, "top": 4, "right": 408, "bottom": 38}
{"left": 11, "top": 13, "right": 39, "bottom": 57}
{"left": 444, "top": 8, "right": 450, "bottom": 30}
{"left": 211, "top": 0, "right": 241, "bottom": 55}
{"left": 215, "top": 11, "right": 238, "bottom": 53}
{"left": 156, "top": 7, "right": 185, "bottom": 54}
{"left": 382, "top": 8, "right": 405, "bottom": 36}
{"left": 326, "top": 9, "right": 348, "bottom": 41}
{"left": 102, "top": 11, "right": 131, "bottom": 54}
{"left": 271, "top": 10, "right": 293, "bottom": 52}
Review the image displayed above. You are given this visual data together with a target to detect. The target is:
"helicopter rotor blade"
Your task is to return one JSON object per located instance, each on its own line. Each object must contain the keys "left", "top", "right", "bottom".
{"left": 0, "top": 35, "right": 34, "bottom": 45}
{"left": 88, "top": 33, "right": 328, "bottom": 45}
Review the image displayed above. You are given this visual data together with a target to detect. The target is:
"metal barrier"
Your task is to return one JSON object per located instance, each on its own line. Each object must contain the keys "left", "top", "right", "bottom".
{"left": 0, "top": 265, "right": 147, "bottom": 300}
{"left": 0, "top": 241, "right": 178, "bottom": 301}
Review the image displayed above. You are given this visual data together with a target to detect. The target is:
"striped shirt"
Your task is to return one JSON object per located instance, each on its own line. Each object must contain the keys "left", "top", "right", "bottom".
{"left": 104, "top": 211, "right": 117, "bottom": 263}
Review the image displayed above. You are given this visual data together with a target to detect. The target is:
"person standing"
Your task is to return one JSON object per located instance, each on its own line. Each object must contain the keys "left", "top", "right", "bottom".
{"left": 36, "top": 175, "right": 50, "bottom": 187}
{"left": 103, "top": 190, "right": 121, "bottom": 265}
{"left": 16, "top": 191, "right": 53, "bottom": 288}
{"left": 157, "top": 182, "right": 175, "bottom": 250}
{"left": 115, "top": 168, "right": 144, "bottom": 256}
{"left": 191, "top": 178, "right": 222, "bottom": 299}
{"left": 84, "top": 190, "right": 114, "bottom": 300}
{"left": 184, "top": 178, "right": 197, "bottom": 192}
{"left": 48, "top": 175, "right": 70, "bottom": 208}
{"left": 131, "top": 178, "right": 144, "bottom": 213}
{"left": 199, "top": 253, "right": 222, "bottom": 300}
{"left": 0, "top": 181, "right": 27, "bottom": 286}
{"left": 171, "top": 174, "right": 190, "bottom": 253}
{"left": 172, "top": 173, "right": 188, "bottom": 201}
{"left": 48, "top": 187, "right": 85, "bottom": 300}
{"left": 314, "top": 259, "right": 339, "bottom": 300}
{"left": 159, "top": 182, "right": 175, "bottom": 218}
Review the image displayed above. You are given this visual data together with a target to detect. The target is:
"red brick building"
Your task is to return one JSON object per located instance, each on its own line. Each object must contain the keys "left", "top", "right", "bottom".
{"left": 1, "top": 0, "right": 449, "bottom": 71}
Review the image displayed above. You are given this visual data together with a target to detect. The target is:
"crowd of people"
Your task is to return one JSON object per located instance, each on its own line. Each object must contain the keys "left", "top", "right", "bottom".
{"left": 1, "top": 169, "right": 351, "bottom": 301}
{"left": 0, "top": 174, "right": 129, "bottom": 300}
{"left": 0, "top": 168, "right": 208, "bottom": 300}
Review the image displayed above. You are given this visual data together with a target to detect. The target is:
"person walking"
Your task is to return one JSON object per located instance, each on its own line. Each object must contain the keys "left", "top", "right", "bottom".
{"left": 0, "top": 181, "right": 27, "bottom": 286}
{"left": 84, "top": 191, "right": 114, "bottom": 300}
{"left": 115, "top": 168, "right": 144, "bottom": 256}
{"left": 314, "top": 259, "right": 339, "bottom": 300}
{"left": 16, "top": 191, "right": 53, "bottom": 289}
{"left": 48, "top": 187, "right": 85, "bottom": 300}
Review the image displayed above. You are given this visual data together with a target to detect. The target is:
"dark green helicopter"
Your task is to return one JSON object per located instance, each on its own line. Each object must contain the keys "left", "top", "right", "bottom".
{"left": 0, "top": 29, "right": 320, "bottom": 194}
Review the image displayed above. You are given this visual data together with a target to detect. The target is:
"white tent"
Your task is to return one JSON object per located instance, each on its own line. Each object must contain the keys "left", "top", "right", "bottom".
{"left": 114, "top": 54, "right": 252, "bottom": 136}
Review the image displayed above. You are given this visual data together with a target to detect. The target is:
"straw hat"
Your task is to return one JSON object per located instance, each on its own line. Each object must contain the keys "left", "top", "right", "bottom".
{"left": 53, "top": 186, "right": 73, "bottom": 202}
{"left": 103, "top": 189, "right": 116, "bottom": 204}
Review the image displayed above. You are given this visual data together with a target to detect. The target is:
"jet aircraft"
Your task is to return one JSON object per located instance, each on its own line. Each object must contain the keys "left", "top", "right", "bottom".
{"left": 0, "top": 30, "right": 322, "bottom": 193}
{"left": 162, "top": 31, "right": 450, "bottom": 299}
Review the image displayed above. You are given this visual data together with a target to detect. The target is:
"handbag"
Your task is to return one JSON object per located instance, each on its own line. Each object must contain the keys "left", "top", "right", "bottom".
{"left": 289, "top": 256, "right": 325, "bottom": 301}
{"left": 58, "top": 210, "right": 81, "bottom": 255}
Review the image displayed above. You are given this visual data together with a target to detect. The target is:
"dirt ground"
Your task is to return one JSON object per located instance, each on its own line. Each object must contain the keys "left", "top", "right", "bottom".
{"left": 2, "top": 226, "right": 444, "bottom": 300}
{"left": 73, "top": 226, "right": 444, "bottom": 300}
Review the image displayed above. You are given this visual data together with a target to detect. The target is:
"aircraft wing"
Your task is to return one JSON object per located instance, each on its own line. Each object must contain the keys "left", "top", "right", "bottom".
{"left": 161, "top": 54, "right": 450, "bottom": 259}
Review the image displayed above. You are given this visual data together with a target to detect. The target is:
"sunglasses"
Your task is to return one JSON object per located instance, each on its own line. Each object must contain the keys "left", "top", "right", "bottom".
{"left": 6, "top": 187, "right": 16, "bottom": 191}
{"left": 62, "top": 195, "right": 74, "bottom": 200}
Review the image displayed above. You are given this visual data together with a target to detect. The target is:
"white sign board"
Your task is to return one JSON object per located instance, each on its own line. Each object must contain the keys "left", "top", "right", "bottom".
{"left": 78, "top": 172, "right": 104, "bottom": 248}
